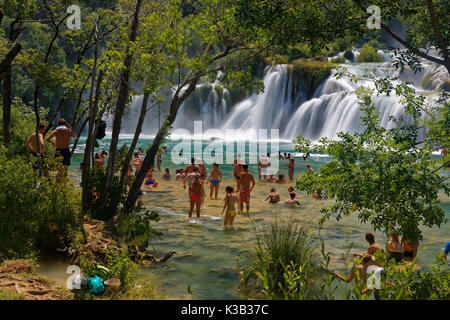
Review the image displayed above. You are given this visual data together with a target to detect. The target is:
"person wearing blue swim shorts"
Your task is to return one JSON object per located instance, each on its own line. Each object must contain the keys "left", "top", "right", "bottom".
{"left": 207, "top": 163, "right": 222, "bottom": 200}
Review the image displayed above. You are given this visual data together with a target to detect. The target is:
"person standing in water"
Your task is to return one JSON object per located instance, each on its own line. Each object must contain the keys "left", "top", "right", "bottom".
{"left": 237, "top": 164, "right": 255, "bottom": 214}
{"left": 25, "top": 123, "right": 49, "bottom": 177}
{"left": 353, "top": 233, "right": 383, "bottom": 258}
{"left": 46, "top": 119, "right": 75, "bottom": 176}
{"left": 131, "top": 152, "right": 143, "bottom": 175}
{"left": 185, "top": 157, "right": 199, "bottom": 174}
{"left": 231, "top": 159, "right": 243, "bottom": 184}
{"left": 183, "top": 166, "right": 201, "bottom": 197}
{"left": 306, "top": 163, "right": 314, "bottom": 174}
{"left": 156, "top": 149, "right": 162, "bottom": 171}
{"left": 386, "top": 233, "right": 404, "bottom": 263}
{"left": 207, "top": 163, "right": 222, "bottom": 199}
{"left": 258, "top": 154, "right": 270, "bottom": 180}
{"left": 287, "top": 158, "right": 295, "bottom": 182}
{"left": 94, "top": 153, "right": 104, "bottom": 168}
{"left": 189, "top": 174, "right": 204, "bottom": 219}
{"left": 222, "top": 186, "right": 240, "bottom": 227}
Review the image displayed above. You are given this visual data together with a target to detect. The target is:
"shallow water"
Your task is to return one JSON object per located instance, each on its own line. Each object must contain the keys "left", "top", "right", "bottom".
{"left": 41, "top": 137, "right": 450, "bottom": 299}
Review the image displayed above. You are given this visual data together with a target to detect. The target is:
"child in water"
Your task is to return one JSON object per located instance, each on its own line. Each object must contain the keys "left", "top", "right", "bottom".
{"left": 285, "top": 192, "right": 301, "bottom": 206}
{"left": 163, "top": 168, "right": 171, "bottom": 179}
{"left": 222, "top": 186, "right": 240, "bottom": 227}
{"left": 264, "top": 188, "right": 280, "bottom": 204}
{"left": 144, "top": 172, "right": 158, "bottom": 189}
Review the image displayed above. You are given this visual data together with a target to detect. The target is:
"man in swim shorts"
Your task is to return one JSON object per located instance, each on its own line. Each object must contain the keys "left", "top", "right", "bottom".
{"left": 131, "top": 152, "right": 143, "bottom": 175}
{"left": 207, "top": 162, "right": 222, "bottom": 199}
{"left": 46, "top": 118, "right": 75, "bottom": 176}
{"left": 237, "top": 164, "right": 255, "bottom": 213}
{"left": 25, "top": 123, "right": 49, "bottom": 177}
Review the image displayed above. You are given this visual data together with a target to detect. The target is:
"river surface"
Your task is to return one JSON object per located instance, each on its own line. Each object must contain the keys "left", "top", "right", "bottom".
{"left": 37, "top": 137, "right": 450, "bottom": 299}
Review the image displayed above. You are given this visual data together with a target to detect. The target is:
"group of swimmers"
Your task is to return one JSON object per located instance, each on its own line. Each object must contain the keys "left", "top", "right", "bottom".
{"left": 264, "top": 186, "right": 301, "bottom": 206}
{"left": 333, "top": 232, "right": 450, "bottom": 299}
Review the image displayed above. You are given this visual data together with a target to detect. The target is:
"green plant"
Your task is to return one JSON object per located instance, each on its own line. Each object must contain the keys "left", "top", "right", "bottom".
{"left": 289, "top": 58, "right": 332, "bottom": 97}
{"left": 331, "top": 56, "right": 346, "bottom": 64}
{"left": 0, "top": 289, "right": 26, "bottom": 300}
{"left": 356, "top": 44, "right": 382, "bottom": 63}
{"left": 239, "top": 218, "right": 321, "bottom": 299}
{"left": 86, "top": 166, "right": 129, "bottom": 221}
{"left": 0, "top": 146, "right": 82, "bottom": 259}
{"left": 379, "top": 255, "right": 450, "bottom": 300}
{"left": 0, "top": 99, "right": 52, "bottom": 157}
{"left": 116, "top": 203, "right": 161, "bottom": 251}
{"left": 77, "top": 249, "right": 138, "bottom": 294}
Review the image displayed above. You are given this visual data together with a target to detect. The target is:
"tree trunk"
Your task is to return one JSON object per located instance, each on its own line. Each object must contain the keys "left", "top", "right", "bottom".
{"left": 2, "top": 65, "right": 12, "bottom": 147}
{"left": 81, "top": 25, "right": 100, "bottom": 214}
{"left": 119, "top": 91, "right": 150, "bottom": 185}
{"left": 120, "top": 77, "right": 200, "bottom": 217}
{"left": 99, "top": 0, "right": 143, "bottom": 211}
{"left": 71, "top": 117, "right": 89, "bottom": 156}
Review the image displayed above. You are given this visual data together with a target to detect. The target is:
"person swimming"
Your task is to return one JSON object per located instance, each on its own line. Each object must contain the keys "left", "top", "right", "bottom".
{"left": 277, "top": 174, "right": 286, "bottom": 183}
{"left": 222, "top": 186, "right": 240, "bottom": 227}
{"left": 163, "top": 168, "right": 171, "bottom": 179}
{"left": 284, "top": 192, "right": 301, "bottom": 206}
{"left": 264, "top": 188, "right": 280, "bottom": 204}
{"left": 267, "top": 174, "right": 277, "bottom": 183}
{"left": 144, "top": 172, "right": 158, "bottom": 189}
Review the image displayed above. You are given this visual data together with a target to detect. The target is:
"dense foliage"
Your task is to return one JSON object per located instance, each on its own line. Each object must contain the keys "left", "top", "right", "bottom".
{"left": 0, "top": 146, "right": 82, "bottom": 258}
{"left": 356, "top": 44, "right": 382, "bottom": 63}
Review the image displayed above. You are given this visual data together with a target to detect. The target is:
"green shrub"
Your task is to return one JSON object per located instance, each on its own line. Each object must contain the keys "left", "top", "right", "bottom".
{"left": 366, "top": 39, "right": 385, "bottom": 50}
{"left": 0, "top": 289, "right": 26, "bottom": 300}
{"left": 331, "top": 56, "right": 346, "bottom": 64}
{"left": 239, "top": 218, "right": 321, "bottom": 299}
{"left": 77, "top": 249, "right": 138, "bottom": 294}
{"left": 289, "top": 58, "right": 332, "bottom": 98}
{"left": 85, "top": 166, "right": 129, "bottom": 221}
{"left": 0, "top": 146, "right": 82, "bottom": 259}
{"left": 264, "top": 54, "right": 289, "bottom": 65}
{"left": 356, "top": 44, "right": 382, "bottom": 63}
{"left": 116, "top": 203, "right": 161, "bottom": 251}
{"left": 379, "top": 255, "right": 450, "bottom": 300}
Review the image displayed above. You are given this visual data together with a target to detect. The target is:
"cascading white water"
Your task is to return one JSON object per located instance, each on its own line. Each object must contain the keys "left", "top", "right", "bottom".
{"left": 118, "top": 49, "right": 447, "bottom": 141}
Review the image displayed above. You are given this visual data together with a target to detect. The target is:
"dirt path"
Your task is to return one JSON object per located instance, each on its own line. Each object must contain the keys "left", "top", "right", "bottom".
{"left": 0, "top": 260, "right": 66, "bottom": 300}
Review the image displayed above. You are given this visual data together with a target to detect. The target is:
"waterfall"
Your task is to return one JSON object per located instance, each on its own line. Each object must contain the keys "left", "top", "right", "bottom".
{"left": 116, "top": 50, "right": 446, "bottom": 141}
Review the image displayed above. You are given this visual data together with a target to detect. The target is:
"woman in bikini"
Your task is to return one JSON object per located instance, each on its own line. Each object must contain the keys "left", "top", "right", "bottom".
{"left": 222, "top": 186, "right": 240, "bottom": 227}
{"left": 386, "top": 233, "right": 404, "bottom": 263}
{"left": 286, "top": 158, "right": 295, "bottom": 182}
{"left": 189, "top": 174, "right": 204, "bottom": 218}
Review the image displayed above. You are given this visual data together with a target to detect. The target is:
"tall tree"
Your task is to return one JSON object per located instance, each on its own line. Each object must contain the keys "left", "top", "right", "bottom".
{"left": 119, "top": 0, "right": 271, "bottom": 218}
